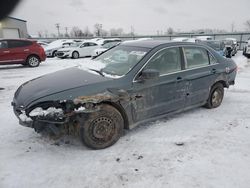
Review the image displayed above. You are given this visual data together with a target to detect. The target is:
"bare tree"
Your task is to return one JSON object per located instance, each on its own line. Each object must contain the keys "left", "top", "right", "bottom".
{"left": 37, "top": 31, "right": 42, "bottom": 38}
{"left": 110, "top": 28, "right": 123, "bottom": 36}
{"left": 82, "top": 26, "right": 93, "bottom": 37}
{"left": 70, "top": 27, "right": 84, "bottom": 37}
{"left": 167, "top": 27, "right": 174, "bottom": 35}
{"left": 245, "top": 20, "right": 250, "bottom": 31}
{"left": 94, "top": 23, "right": 103, "bottom": 37}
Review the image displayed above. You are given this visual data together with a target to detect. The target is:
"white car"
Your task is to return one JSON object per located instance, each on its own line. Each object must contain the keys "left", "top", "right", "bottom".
{"left": 44, "top": 39, "right": 76, "bottom": 57}
{"left": 195, "top": 36, "right": 213, "bottom": 41}
{"left": 37, "top": 41, "right": 49, "bottom": 48}
{"left": 92, "top": 41, "right": 121, "bottom": 57}
{"left": 96, "top": 38, "right": 122, "bottom": 46}
{"left": 172, "top": 37, "right": 197, "bottom": 43}
{"left": 243, "top": 40, "right": 250, "bottom": 58}
{"left": 56, "top": 41, "right": 100, "bottom": 59}
{"left": 172, "top": 37, "right": 189, "bottom": 42}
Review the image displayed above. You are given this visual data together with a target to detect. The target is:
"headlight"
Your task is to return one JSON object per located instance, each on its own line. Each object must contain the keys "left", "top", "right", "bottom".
{"left": 46, "top": 49, "right": 53, "bottom": 53}
{"left": 62, "top": 50, "right": 70, "bottom": 53}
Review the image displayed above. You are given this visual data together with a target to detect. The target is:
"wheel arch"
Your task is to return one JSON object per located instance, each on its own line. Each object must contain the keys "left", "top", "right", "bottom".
{"left": 26, "top": 54, "right": 41, "bottom": 62}
{"left": 213, "top": 80, "right": 228, "bottom": 88}
{"left": 100, "top": 101, "right": 130, "bottom": 130}
{"left": 72, "top": 50, "right": 79, "bottom": 57}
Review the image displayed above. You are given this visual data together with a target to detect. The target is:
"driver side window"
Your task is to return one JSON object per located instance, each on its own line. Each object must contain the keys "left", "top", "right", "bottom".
{"left": 144, "top": 47, "right": 182, "bottom": 75}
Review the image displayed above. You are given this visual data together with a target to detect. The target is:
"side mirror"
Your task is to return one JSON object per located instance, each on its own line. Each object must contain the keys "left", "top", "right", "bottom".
{"left": 139, "top": 69, "right": 160, "bottom": 81}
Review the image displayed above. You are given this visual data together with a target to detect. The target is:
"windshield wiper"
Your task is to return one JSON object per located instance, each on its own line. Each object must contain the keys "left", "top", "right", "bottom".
{"left": 89, "top": 68, "right": 105, "bottom": 77}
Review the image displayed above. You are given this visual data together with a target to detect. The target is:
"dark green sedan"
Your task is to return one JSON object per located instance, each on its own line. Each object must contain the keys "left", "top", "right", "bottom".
{"left": 12, "top": 40, "right": 237, "bottom": 149}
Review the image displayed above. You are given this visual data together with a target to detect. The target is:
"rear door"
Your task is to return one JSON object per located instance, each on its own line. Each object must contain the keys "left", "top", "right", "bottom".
{"left": 182, "top": 46, "right": 220, "bottom": 107}
{"left": 0, "top": 40, "right": 11, "bottom": 64}
{"left": 131, "top": 47, "right": 188, "bottom": 122}
{"left": 79, "top": 42, "right": 89, "bottom": 57}
{"left": 7, "top": 40, "right": 33, "bottom": 63}
{"left": 87, "top": 42, "right": 99, "bottom": 55}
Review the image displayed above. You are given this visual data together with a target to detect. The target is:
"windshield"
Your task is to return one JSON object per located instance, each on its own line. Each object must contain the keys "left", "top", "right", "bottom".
{"left": 93, "top": 45, "right": 150, "bottom": 77}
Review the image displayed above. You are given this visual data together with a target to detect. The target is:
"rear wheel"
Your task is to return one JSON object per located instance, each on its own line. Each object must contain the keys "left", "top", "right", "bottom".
{"left": 72, "top": 51, "right": 79, "bottom": 59}
{"left": 27, "top": 55, "right": 40, "bottom": 67}
{"left": 205, "top": 83, "right": 224, "bottom": 109}
{"left": 79, "top": 104, "right": 124, "bottom": 149}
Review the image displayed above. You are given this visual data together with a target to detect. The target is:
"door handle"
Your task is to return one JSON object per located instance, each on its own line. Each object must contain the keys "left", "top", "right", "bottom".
{"left": 211, "top": 68, "right": 217, "bottom": 74}
{"left": 3, "top": 51, "right": 10, "bottom": 53}
{"left": 24, "top": 49, "right": 29, "bottom": 52}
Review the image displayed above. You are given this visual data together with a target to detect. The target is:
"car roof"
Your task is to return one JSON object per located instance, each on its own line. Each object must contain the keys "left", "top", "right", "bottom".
{"left": 0, "top": 38, "right": 35, "bottom": 42}
{"left": 120, "top": 40, "right": 197, "bottom": 49}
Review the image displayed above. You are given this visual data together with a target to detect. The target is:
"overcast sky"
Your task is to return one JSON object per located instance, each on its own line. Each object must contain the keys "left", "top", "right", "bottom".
{"left": 10, "top": 0, "right": 250, "bottom": 36}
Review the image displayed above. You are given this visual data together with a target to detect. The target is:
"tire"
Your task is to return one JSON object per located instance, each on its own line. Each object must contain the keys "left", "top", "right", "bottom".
{"left": 27, "top": 55, "right": 40, "bottom": 67}
{"left": 80, "top": 104, "right": 124, "bottom": 149}
{"left": 52, "top": 51, "right": 57, "bottom": 57}
{"left": 205, "top": 83, "right": 224, "bottom": 109}
{"left": 72, "top": 51, "right": 79, "bottom": 59}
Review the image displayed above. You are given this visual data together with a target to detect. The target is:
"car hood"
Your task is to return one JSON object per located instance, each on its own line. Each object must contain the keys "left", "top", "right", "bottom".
{"left": 14, "top": 67, "right": 112, "bottom": 107}
{"left": 45, "top": 46, "right": 61, "bottom": 51}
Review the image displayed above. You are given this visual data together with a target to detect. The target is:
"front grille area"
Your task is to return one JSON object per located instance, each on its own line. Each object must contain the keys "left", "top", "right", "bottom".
{"left": 56, "top": 52, "right": 65, "bottom": 57}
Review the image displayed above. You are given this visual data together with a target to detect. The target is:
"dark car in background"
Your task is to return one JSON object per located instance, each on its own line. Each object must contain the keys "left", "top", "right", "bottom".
{"left": 223, "top": 38, "right": 238, "bottom": 58}
{"left": 0, "top": 39, "right": 46, "bottom": 67}
{"left": 12, "top": 40, "right": 237, "bottom": 149}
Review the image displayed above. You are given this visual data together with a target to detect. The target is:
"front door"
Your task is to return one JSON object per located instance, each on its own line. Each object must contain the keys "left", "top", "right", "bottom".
{"left": 0, "top": 40, "right": 11, "bottom": 64}
{"left": 131, "top": 47, "right": 188, "bottom": 122}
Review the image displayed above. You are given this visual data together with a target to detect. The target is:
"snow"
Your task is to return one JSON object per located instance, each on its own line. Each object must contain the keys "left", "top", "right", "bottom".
{"left": 1, "top": 54, "right": 250, "bottom": 188}
{"left": 29, "top": 107, "right": 63, "bottom": 117}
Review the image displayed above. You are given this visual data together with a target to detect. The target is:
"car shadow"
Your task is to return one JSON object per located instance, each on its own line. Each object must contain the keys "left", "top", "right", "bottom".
{"left": 0, "top": 65, "right": 27, "bottom": 70}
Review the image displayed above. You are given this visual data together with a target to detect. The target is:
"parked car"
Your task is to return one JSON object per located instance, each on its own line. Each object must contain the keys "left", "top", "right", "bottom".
{"left": 0, "top": 39, "right": 46, "bottom": 67}
{"left": 37, "top": 41, "right": 49, "bottom": 49}
{"left": 96, "top": 38, "right": 122, "bottom": 45}
{"left": 223, "top": 38, "right": 238, "bottom": 56}
{"left": 172, "top": 37, "right": 197, "bottom": 43}
{"left": 243, "top": 40, "right": 250, "bottom": 58}
{"left": 12, "top": 40, "right": 237, "bottom": 149}
{"left": 56, "top": 41, "right": 100, "bottom": 59}
{"left": 172, "top": 37, "right": 189, "bottom": 42}
{"left": 199, "top": 40, "right": 225, "bottom": 56}
{"left": 92, "top": 41, "right": 121, "bottom": 57}
{"left": 44, "top": 39, "right": 76, "bottom": 57}
{"left": 195, "top": 36, "right": 213, "bottom": 41}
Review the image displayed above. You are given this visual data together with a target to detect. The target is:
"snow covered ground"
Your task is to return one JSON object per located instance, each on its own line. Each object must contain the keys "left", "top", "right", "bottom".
{"left": 0, "top": 54, "right": 250, "bottom": 188}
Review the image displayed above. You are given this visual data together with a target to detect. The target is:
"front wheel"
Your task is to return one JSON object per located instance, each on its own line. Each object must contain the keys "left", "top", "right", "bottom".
{"left": 72, "top": 51, "right": 79, "bottom": 59}
{"left": 79, "top": 104, "right": 124, "bottom": 149}
{"left": 27, "top": 56, "right": 40, "bottom": 67}
{"left": 205, "top": 83, "right": 224, "bottom": 109}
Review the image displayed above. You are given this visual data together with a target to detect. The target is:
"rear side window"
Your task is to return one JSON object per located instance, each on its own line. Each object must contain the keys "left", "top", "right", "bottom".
{"left": 81, "top": 43, "right": 89, "bottom": 47}
{"left": 145, "top": 47, "right": 182, "bottom": 75}
{"left": 208, "top": 52, "right": 217, "bottom": 64}
{"left": 88, "top": 42, "right": 97, "bottom": 46}
{"left": 0, "top": 41, "right": 8, "bottom": 49}
{"left": 8, "top": 40, "right": 32, "bottom": 48}
{"left": 183, "top": 47, "right": 209, "bottom": 69}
